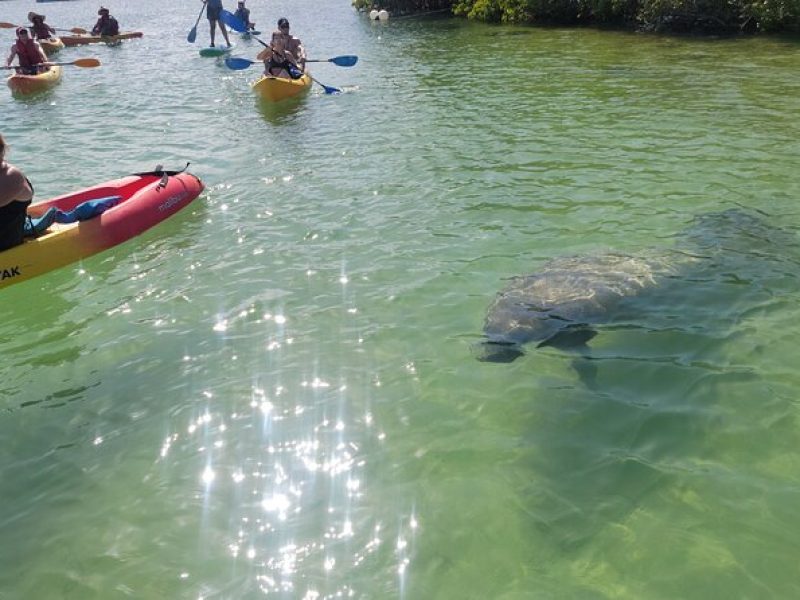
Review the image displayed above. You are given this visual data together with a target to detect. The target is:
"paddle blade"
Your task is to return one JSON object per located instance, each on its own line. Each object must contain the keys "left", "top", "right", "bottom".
{"left": 0, "top": 22, "right": 18, "bottom": 29}
{"left": 224, "top": 57, "right": 255, "bottom": 70}
{"left": 187, "top": 26, "right": 197, "bottom": 43}
{"left": 69, "top": 58, "right": 101, "bottom": 68}
{"left": 220, "top": 10, "right": 247, "bottom": 33}
{"left": 330, "top": 55, "right": 358, "bottom": 67}
{"left": 312, "top": 78, "right": 341, "bottom": 95}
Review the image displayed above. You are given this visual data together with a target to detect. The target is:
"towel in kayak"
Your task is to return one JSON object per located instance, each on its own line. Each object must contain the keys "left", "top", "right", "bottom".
{"left": 24, "top": 195, "right": 121, "bottom": 237}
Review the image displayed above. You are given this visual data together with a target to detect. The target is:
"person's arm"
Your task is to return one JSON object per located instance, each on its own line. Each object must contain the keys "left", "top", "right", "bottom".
{"left": 0, "top": 168, "right": 32, "bottom": 208}
{"left": 6, "top": 46, "right": 17, "bottom": 68}
{"left": 34, "top": 42, "right": 47, "bottom": 64}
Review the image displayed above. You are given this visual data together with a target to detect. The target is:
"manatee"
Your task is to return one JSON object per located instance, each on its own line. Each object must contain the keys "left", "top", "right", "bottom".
{"left": 476, "top": 208, "right": 795, "bottom": 363}
{"left": 476, "top": 252, "right": 682, "bottom": 362}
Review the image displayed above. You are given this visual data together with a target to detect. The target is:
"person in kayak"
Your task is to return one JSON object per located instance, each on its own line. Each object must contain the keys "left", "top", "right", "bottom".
{"left": 91, "top": 7, "right": 120, "bottom": 36}
{"left": 271, "top": 18, "right": 306, "bottom": 70}
{"left": 234, "top": 0, "right": 256, "bottom": 32}
{"left": 0, "top": 134, "right": 34, "bottom": 252}
{"left": 5, "top": 27, "right": 48, "bottom": 75}
{"left": 205, "top": 0, "right": 232, "bottom": 48}
{"left": 27, "top": 12, "right": 56, "bottom": 40}
{"left": 261, "top": 35, "right": 302, "bottom": 79}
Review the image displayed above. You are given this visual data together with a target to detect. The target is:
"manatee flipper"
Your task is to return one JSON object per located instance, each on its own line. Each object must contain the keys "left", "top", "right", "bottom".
{"left": 537, "top": 327, "right": 597, "bottom": 352}
{"left": 473, "top": 341, "right": 526, "bottom": 363}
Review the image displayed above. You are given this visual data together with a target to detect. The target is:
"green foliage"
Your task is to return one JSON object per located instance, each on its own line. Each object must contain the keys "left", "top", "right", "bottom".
{"left": 358, "top": 0, "right": 800, "bottom": 31}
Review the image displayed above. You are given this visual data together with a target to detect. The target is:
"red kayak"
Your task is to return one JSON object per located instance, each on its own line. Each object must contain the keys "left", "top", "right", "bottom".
{"left": 1, "top": 166, "right": 204, "bottom": 289}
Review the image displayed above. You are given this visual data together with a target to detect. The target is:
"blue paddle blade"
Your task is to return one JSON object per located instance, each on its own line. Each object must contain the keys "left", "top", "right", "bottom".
{"left": 311, "top": 77, "right": 341, "bottom": 95}
{"left": 187, "top": 26, "right": 197, "bottom": 43}
{"left": 330, "top": 55, "right": 358, "bottom": 67}
{"left": 220, "top": 10, "right": 248, "bottom": 33}
{"left": 225, "top": 57, "right": 255, "bottom": 70}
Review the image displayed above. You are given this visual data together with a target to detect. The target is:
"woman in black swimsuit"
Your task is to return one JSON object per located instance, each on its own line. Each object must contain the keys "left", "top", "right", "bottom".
{"left": 0, "top": 134, "right": 34, "bottom": 252}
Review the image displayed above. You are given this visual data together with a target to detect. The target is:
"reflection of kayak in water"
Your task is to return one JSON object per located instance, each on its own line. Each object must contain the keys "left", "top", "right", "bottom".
{"left": 7, "top": 65, "right": 62, "bottom": 96}
{"left": 252, "top": 72, "right": 312, "bottom": 102}
{"left": 0, "top": 167, "right": 204, "bottom": 290}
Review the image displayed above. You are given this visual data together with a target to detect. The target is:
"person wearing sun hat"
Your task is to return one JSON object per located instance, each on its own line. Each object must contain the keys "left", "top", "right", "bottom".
{"left": 27, "top": 12, "right": 56, "bottom": 40}
{"left": 91, "top": 6, "right": 120, "bottom": 37}
{"left": 5, "top": 27, "right": 48, "bottom": 75}
{"left": 233, "top": 0, "right": 256, "bottom": 32}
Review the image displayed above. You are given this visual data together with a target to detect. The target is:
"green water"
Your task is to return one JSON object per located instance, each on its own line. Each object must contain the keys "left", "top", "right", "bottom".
{"left": 2, "top": 1, "right": 800, "bottom": 597}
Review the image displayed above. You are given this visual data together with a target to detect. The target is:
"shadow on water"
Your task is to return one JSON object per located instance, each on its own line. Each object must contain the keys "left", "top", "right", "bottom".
{"left": 479, "top": 208, "right": 800, "bottom": 551}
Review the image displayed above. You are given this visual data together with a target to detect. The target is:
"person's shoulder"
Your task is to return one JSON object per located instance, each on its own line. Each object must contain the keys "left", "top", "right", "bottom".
{"left": 1, "top": 165, "right": 26, "bottom": 186}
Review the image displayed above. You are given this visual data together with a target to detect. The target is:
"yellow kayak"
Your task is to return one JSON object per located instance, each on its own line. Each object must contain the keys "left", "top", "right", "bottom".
{"left": 7, "top": 65, "right": 62, "bottom": 96}
{"left": 251, "top": 73, "right": 312, "bottom": 102}
{"left": 60, "top": 31, "right": 143, "bottom": 47}
{"left": 39, "top": 37, "right": 64, "bottom": 56}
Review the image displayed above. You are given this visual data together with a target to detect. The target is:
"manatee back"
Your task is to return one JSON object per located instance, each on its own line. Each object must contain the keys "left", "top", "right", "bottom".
{"left": 483, "top": 252, "right": 673, "bottom": 346}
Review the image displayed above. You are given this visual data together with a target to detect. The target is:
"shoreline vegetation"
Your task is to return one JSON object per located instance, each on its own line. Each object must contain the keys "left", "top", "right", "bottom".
{"left": 352, "top": 0, "right": 800, "bottom": 35}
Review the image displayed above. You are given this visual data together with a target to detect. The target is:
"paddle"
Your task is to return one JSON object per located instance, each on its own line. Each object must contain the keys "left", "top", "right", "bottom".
{"left": 187, "top": 1, "right": 207, "bottom": 43}
{"left": 224, "top": 56, "right": 342, "bottom": 94}
{"left": 0, "top": 22, "right": 88, "bottom": 34}
{"left": 306, "top": 55, "right": 358, "bottom": 67}
{"left": 226, "top": 56, "right": 357, "bottom": 69}
{"left": 2, "top": 58, "right": 101, "bottom": 70}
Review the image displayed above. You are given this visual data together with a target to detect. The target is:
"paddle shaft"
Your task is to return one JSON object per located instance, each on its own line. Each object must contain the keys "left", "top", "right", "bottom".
{"left": 187, "top": 1, "right": 207, "bottom": 43}
{"left": 2, "top": 58, "right": 100, "bottom": 70}
{"left": 0, "top": 22, "right": 87, "bottom": 34}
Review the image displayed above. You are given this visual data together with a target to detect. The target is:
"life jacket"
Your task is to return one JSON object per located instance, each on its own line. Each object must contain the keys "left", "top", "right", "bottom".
{"left": 30, "top": 22, "right": 51, "bottom": 40}
{"left": 0, "top": 177, "right": 33, "bottom": 252}
{"left": 14, "top": 39, "right": 43, "bottom": 69}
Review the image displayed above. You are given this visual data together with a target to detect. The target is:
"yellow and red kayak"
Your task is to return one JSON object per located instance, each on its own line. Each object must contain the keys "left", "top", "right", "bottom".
{"left": 251, "top": 72, "right": 312, "bottom": 102}
{"left": 7, "top": 65, "right": 62, "bottom": 95}
{"left": 60, "top": 31, "right": 143, "bottom": 47}
{"left": 39, "top": 37, "right": 64, "bottom": 55}
{"left": 0, "top": 168, "right": 204, "bottom": 290}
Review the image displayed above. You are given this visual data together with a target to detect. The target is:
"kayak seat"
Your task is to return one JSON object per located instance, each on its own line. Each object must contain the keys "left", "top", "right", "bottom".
{"left": 24, "top": 195, "right": 122, "bottom": 237}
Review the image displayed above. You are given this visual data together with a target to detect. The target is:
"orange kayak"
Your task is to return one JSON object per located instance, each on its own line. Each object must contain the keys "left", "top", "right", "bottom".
{"left": 60, "top": 31, "right": 143, "bottom": 46}
{"left": 7, "top": 65, "right": 62, "bottom": 96}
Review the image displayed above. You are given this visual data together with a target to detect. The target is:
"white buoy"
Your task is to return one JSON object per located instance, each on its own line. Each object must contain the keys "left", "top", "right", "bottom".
{"left": 378, "top": 9, "right": 389, "bottom": 21}
{"left": 369, "top": 9, "right": 379, "bottom": 20}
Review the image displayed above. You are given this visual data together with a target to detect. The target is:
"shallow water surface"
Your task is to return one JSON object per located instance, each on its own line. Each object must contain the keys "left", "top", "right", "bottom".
{"left": 2, "top": 1, "right": 800, "bottom": 598}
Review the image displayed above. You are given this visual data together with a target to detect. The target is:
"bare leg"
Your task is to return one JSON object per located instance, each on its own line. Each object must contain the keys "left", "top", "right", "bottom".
{"left": 209, "top": 20, "right": 216, "bottom": 46}
{"left": 219, "top": 22, "right": 231, "bottom": 47}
